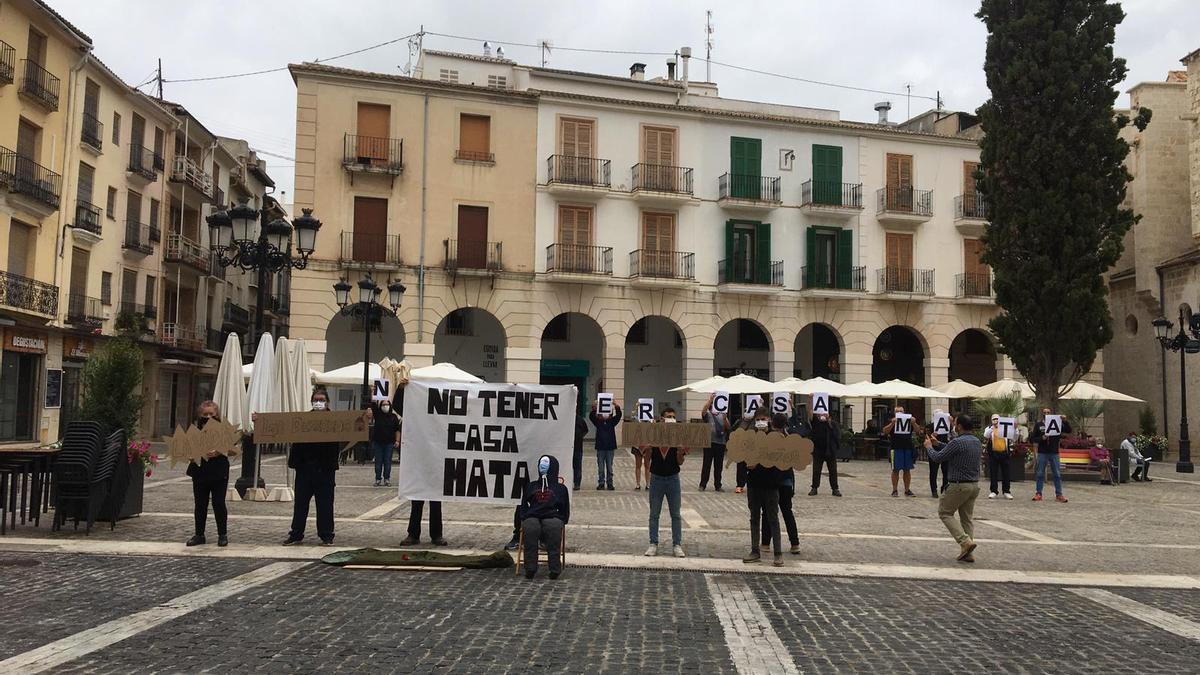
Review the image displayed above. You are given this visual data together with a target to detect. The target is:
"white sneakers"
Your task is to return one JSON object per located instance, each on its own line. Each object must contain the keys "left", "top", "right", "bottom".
{"left": 988, "top": 492, "right": 997, "bottom": 499}
{"left": 1004, "top": 492, "right": 1014, "bottom": 500}
{"left": 645, "top": 544, "right": 658, "bottom": 557}
{"left": 673, "top": 545, "right": 686, "bottom": 558}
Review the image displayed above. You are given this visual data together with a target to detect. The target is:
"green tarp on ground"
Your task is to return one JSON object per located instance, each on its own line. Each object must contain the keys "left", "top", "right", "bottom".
{"left": 320, "top": 548, "right": 514, "bottom": 569}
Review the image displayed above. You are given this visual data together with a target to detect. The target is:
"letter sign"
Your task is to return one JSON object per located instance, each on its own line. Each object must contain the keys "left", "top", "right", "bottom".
{"left": 771, "top": 392, "right": 791, "bottom": 416}
{"left": 811, "top": 392, "right": 830, "bottom": 416}
{"left": 893, "top": 413, "right": 913, "bottom": 435}
{"left": 711, "top": 391, "right": 730, "bottom": 415}
{"left": 596, "top": 393, "right": 614, "bottom": 417}
{"left": 932, "top": 412, "right": 952, "bottom": 436}
{"left": 637, "top": 398, "right": 655, "bottom": 422}
{"left": 997, "top": 416, "right": 1017, "bottom": 440}
{"left": 743, "top": 395, "right": 763, "bottom": 419}
{"left": 372, "top": 378, "right": 390, "bottom": 403}
{"left": 1044, "top": 414, "right": 1062, "bottom": 437}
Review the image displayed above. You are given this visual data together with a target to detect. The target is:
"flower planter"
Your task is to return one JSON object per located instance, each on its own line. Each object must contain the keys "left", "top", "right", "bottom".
{"left": 99, "top": 459, "right": 145, "bottom": 521}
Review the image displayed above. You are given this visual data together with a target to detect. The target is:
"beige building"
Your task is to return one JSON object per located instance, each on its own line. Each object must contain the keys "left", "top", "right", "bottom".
{"left": 1105, "top": 49, "right": 1200, "bottom": 467}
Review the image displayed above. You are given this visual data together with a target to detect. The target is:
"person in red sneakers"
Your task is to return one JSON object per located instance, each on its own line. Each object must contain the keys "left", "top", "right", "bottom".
{"left": 1029, "top": 408, "right": 1071, "bottom": 502}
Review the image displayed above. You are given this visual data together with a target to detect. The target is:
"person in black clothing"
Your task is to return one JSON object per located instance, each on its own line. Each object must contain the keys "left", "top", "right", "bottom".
{"left": 366, "top": 398, "right": 401, "bottom": 487}
{"left": 761, "top": 413, "right": 800, "bottom": 555}
{"left": 700, "top": 393, "right": 731, "bottom": 491}
{"left": 788, "top": 408, "right": 811, "bottom": 438}
{"left": 283, "top": 389, "right": 347, "bottom": 546}
{"left": 808, "top": 412, "right": 842, "bottom": 497}
{"left": 186, "top": 401, "right": 232, "bottom": 547}
{"left": 588, "top": 403, "right": 621, "bottom": 490}
{"left": 519, "top": 454, "right": 571, "bottom": 579}
{"left": 926, "top": 417, "right": 949, "bottom": 498}
{"left": 743, "top": 410, "right": 786, "bottom": 567}
{"left": 572, "top": 414, "right": 588, "bottom": 490}
{"left": 396, "top": 377, "right": 448, "bottom": 546}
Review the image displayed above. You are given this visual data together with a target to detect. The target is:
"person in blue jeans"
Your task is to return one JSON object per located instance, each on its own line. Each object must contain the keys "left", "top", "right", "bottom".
{"left": 1029, "top": 408, "right": 1072, "bottom": 503}
{"left": 589, "top": 402, "right": 621, "bottom": 490}
{"left": 366, "top": 399, "right": 401, "bottom": 486}
{"left": 640, "top": 408, "right": 689, "bottom": 558}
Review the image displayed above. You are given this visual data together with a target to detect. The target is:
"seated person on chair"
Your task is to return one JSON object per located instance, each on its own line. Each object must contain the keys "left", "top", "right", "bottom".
{"left": 1122, "top": 431, "right": 1153, "bottom": 482}
{"left": 519, "top": 454, "right": 570, "bottom": 580}
{"left": 1088, "top": 445, "right": 1115, "bottom": 485}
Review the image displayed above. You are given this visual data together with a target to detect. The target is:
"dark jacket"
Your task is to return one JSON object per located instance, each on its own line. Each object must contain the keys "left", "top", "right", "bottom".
{"left": 370, "top": 403, "right": 401, "bottom": 444}
{"left": 519, "top": 455, "right": 570, "bottom": 523}
{"left": 809, "top": 416, "right": 840, "bottom": 454}
{"left": 1030, "top": 420, "right": 1072, "bottom": 455}
{"left": 573, "top": 416, "right": 588, "bottom": 454}
{"left": 588, "top": 405, "right": 622, "bottom": 452}
{"left": 288, "top": 410, "right": 344, "bottom": 472}
{"left": 186, "top": 417, "right": 232, "bottom": 481}
{"left": 788, "top": 414, "right": 811, "bottom": 438}
{"left": 746, "top": 430, "right": 787, "bottom": 487}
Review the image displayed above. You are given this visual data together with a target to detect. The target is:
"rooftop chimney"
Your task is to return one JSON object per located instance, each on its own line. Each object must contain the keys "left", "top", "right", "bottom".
{"left": 630, "top": 62, "right": 646, "bottom": 81}
{"left": 483, "top": 41, "right": 492, "bottom": 57}
{"left": 875, "top": 101, "right": 892, "bottom": 125}
{"left": 666, "top": 57, "right": 677, "bottom": 81}
{"left": 679, "top": 46, "right": 692, "bottom": 85}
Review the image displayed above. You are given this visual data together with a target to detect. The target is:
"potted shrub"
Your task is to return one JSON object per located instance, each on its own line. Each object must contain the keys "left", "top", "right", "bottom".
{"left": 81, "top": 337, "right": 146, "bottom": 520}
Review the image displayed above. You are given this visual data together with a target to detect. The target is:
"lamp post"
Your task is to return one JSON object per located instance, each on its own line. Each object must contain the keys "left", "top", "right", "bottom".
{"left": 1152, "top": 310, "right": 1197, "bottom": 473}
{"left": 334, "top": 275, "right": 405, "bottom": 409}
{"left": 207, "top": 199, "right": 322, "bottom": 495}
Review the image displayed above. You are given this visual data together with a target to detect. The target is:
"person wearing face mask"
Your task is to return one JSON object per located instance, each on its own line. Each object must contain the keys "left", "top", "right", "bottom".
{"left": 518, "top": 454, "right": 570, "bottom": 579}
{"left": 761, "top": 413, "right": 800, "bottom": 555}
{"left": 744, "top": 410, "right": 786, "bottom": 567}
{"left": 808, "top": 412, "right": 841, "bottom": 497}
{"left": 283, "top": 388, "right": 346, "bottom": 546}
{"left": 186, "top": 401, "right": 232, "bottom": 547}
{"left": 366, "top": 396, "right": 401, "bottom": 487}
{"left": 640, "top": 408, "right": 688, "bottom": 557}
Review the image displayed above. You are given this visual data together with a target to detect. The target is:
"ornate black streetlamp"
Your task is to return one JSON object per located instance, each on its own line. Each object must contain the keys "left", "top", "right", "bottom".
{"left": 334, "top": 275, "right": 405, "bottom": 409}
{"left": 1152, "top": 310, "right": 1198, "bottom": 473}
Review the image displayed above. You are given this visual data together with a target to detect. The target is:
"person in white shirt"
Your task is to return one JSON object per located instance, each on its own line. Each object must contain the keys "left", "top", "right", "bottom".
{"left": 983, "top": 415, "right": 1015, "bottom": 499}
{"left": 1121, "top": 431, "right": 1152, "bottom": 482}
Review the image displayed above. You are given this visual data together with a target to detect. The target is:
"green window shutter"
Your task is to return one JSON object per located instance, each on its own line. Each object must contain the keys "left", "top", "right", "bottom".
{"left": 837, "top": 229, "right": 853, "bottom": 289}
{"left": 812, "top": 145, "right": 843, "bottom": 205}
{"left": 730, "top": 137, "right": 762, "bottom": 199}
{"left": 755, "top": 222, "right": 771, "bottom": 284}
{"left": 724, "top": 220, "right": 736, "bottom": 280}
{"left": 805, "top": 227, "right": 817, "bottom": 287}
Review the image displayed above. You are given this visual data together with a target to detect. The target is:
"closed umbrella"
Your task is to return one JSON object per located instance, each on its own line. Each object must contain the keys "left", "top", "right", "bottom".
{"left": 1060, "top": 380, "right": 1144, "bottom": 403}
{"left": 411, "top": 362, "right": 484, "bottom": 382}
{"left": 213, "top": 333, "right": 248, "bottom": 432}
{"left": 245, "top": 332, "right": 277, "bottom": 500}
{"left": 934, "top": 379, "right": 982, "bottom": 399}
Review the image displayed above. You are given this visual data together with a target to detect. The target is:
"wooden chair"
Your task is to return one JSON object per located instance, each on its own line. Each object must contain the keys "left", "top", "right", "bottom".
{"left": 513, "top": 523, "right": 567, "bottom": 576}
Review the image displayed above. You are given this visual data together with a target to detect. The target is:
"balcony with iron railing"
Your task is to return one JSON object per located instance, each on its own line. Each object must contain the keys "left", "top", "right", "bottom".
{"left": 629, "top": 249, "right": 695, "bottom": 283}
{"left": 158, "top": 322, "right": 205, "bottom": 352}
{"left": 73, "top": 200, "right": 103, "bottom": 238}
{"left": 547, "top": 155, "right": 611, "bottom": 190}
{"left": 19, "top": 59, "right": 59, "bottom": 110}
{"left": 222, "top": 299, "right": 250, "bottom": 329}
{"left": 717, "top": 173, "right": 781, "bottom": 208}
{"left": 268, "top": 292, "right": 290, "bottom": 316}
{"left": 0, "top": 40, "right": 14, "bottom": 85}
{"left": 119, "top": 301, "right": 156, "bottom": 321}
{"left": 546, "top": 243, "right": 613, "bottom": 277}
{"left": 800, "top": 181, "right": 864, "bottom": 216}
{"left": 122, "top": 221, "right": 154, "bottom": 255}
{"left": 66, "top": 293, "right": 105, "bottom": 326}
{"left": 339, "top": 231, "right": 402, "bottom": 267}
{"left": 631, "top": 163, "right": 694, "bottom": 199}
{"left": 114, "top": 302, "right": 154, "bottom": 335}
{"left": 209, "top": 251, "right": 226, "bottom": 280}
{"left": 877, "top": 267, "right": 935, "bottom": 295}
{"left": 444, "top": 238, "right": 502, "bottom": 272}
{"left": 955, "top": 193, "right": 988, "bottom": 220}
{"left": 0, "top": 147, "right": 62, "bottom": 213}
{"left": 876, "top": 187, "right": 933, "bottom": 224}
{"left": 956, "top": 272, "right": 993, "bottom": 300}
{"left": 81, "top": 112, "right": 103, "bottom": 153}
{"left": 0, "top": 270, "right": 58, "bottom": 316}
{"left": 212, "top": 186, "right": 225, "bottom": 209}
{"left": 170, "top": 155, "right": 213, "bottom": 198}
{"left": 717, "top": 259, "right": 784, "bottom": 289}
{"left": 455, "top": 148, "right": 495, "bottom": 163}
{"left": 164, "top": 232, "right": 210, "bottom": 273}
{"left": 127, "top": 144, "right": 159, "bottom": 182}
{"left": 800, "top": 265, "right": 866, "bottom": 292}
{"left": 344, "top": 133, "right": 404, "bottom": 175}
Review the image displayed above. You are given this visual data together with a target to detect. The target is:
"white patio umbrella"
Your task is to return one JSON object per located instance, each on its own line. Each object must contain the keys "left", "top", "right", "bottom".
{"left": 934, "top": 379, "right": 982, "bottom": 399}
{"left": 668, "top": 375, "right": 728, "bottom": 393}
{"left": 411, "top": 362, "right": 484, "bottom": 383}
{"left": 970, "top": 378, "right": 1036, "bottom": 399}
{"left": 1060, "top": 380, "right": 1144, "bottom": 403}
{"left": 773, "top": 376, "right": 857, "bottom": 398}
{"left": 213, "top": 333, "right": 248, "bottom": 432}
{"left": 846, "top": 379, "right": 946, "bottom": 399}
{"left": 245, "top": 332, "right": 278, "bottom": 500}
{"left": 314, "top": 361, "right": 382, "bottom": 386}
{"left": 710, "top": 373, "right": 776, "bottom": 394}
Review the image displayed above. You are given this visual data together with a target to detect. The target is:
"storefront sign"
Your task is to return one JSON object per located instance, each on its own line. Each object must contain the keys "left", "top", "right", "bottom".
{"left": 5, "top": 330, "right": 47, "bottom": 354}
{"left": 64, "top": 337, "right": 93, "bottom": 359}
{"left": 45, "top": 369, "right": 62, "bottom": 409}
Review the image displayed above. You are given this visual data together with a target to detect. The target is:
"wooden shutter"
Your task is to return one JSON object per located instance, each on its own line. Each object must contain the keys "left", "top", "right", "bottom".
{"left": 122, "top": 269, "right": 138, "bottom": 305}
{"left": 145, "top": 276, "right": 156, "bottom": 309}
{"left": 885, "top": 232, "right": 913, "bottom": 291}
{"left": 755, "top": 223, "right": 772, "bottom": 284}
{"left": 886, "top": 153, "right": 913, "bottom": 211}
{"left": 17, "top": 119, "right": 37, "bottom": 159}
{"left": 643, "top": 126, "right": 677, "bottom": 191}
{"left": 456, "top": 205, "right": 489, "bottom": 268}
{"left": 131, "top": 114, "right": 145, "bottom": 149}
{"left": 77, "top": 162, "right": 94, "bottom": 203}
{"left": 357, "top": 103, "right": 391, "bottom": 164}
{"left": 69, "top": 248, "right": 89, "bottom": 297}
{"left": 963, "top": 161, "right": 980, "bottom": 213}
{"left": 812, "top": 145, "right": 843, "bottom": 205}
{"left": 459, "top": 114, "right": 491, "bottom": 159}
{"left": 964, "top": 238, "right": 989, "bottom": 296}
{"left": 352, "top": 196, "right": 388, "bottom": 262}
{"left": 84, "top": 79, "right": 100, "bottom": 116}
{"left": 642, "top": 212, "right": 676, "bottom": 276}
{"left": 154, "top": 128, "right": 165, "bottom": 159}
{"left": 126, "top": 190, "right": 142, "bottom": 224}
{"left": 730, "top": 137, "right": 762, "bottom": 199}
{"left": 560, "top": 118, "right": 593, "bottom": 157}
{"left": 27, "top": 30, "right": 46, "bottom": 64}
{"left": 836, "top": 229, "right": 853, "bottom": 289}
{"left": 804, "top": 227, "right": 817, "bottom": 287}
{"left": 558, "top": 206, "right": 593, "bottom": 273}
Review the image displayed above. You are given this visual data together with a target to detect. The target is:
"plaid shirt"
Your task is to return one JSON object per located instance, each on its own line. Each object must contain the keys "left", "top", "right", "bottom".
{"left": 927, "top": 434, "right": 983, "bottom": 482}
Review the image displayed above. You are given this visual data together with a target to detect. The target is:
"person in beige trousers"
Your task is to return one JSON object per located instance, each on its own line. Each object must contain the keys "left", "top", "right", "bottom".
{"left": 924, "top": 414, "right": 984, "bottom": 563}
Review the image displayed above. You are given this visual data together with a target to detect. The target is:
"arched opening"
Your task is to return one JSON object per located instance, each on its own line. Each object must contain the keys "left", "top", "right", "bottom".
{"left": 948, "top": 329, "right": 997, "bottom": 386}
{"left": 322, "top": 311, "right": 406, "bottom": 409}
{"left": 540, "top": 312, "right": 605, "bottom": 417}
{"left": 715, "top": 319, "right": 772, "bottom": 417}
{"left": 433, "top": 308, "right": 507, "bottom": 382}
{"left": 624, "top": 316, "right": 685, "bottom": 415}
{"left": 871, "top": 325, "right": 927, "bottom": 423}
{"left": 794, "top": 323, "right": 842, "bottom": 381}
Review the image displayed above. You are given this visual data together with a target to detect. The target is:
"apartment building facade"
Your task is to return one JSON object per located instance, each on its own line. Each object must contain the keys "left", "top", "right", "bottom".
{"left": 290, "top": 48, "right": 1018, "bottom": 426}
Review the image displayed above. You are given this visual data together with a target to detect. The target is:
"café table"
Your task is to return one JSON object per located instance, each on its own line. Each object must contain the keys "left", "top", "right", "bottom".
{"left": 0, "top": 446, "right": 60, "bottom": 533}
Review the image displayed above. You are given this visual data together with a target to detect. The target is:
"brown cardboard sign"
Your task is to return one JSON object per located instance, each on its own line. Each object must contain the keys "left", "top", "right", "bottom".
{"left": 723, "top": 429, "right": 813, "bottom": 471}
{"left": 167, "top": 419, "right": 243, "bottom": 467}
{"left": 621, "top": 422, "right": 710, "bottom": 448}
{"left": 253, "top": 411, "right": 369, "bottom": 444}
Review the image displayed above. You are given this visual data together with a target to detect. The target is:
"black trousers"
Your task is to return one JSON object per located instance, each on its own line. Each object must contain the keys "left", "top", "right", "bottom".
{"left": 811, "top": 450, "right": 839, "bottom": 490}
{"left": 747, "top": 485, "right": 781, "bottom": 555}
{"left": 987, "top": 452, "right": 1011, "bottom": 494}
{"left": 290, "top": 467, "right": 336, "bottom": 542}
{"left": 761, "top": 484, "right": 799, "bottom": 546}
{"left": 408, "top": 500, "right": 442, "bottom": 540}
{"left": 736, "top": 462, "right": 749, "bottom": 489}
{"left": 572, "top": 445, "right": 583, "bottom": 488}
{"left": 700, "top": 444, "right": 726, "bottom": 488}
{"left": 928, "top": 459, "right": 948, "bottom": 496}
{"left": 191, "top": 477, "right": 228, "bottom": 537}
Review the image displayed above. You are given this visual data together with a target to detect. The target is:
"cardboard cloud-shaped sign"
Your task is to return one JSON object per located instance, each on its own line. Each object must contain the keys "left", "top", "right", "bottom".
{"left": 724, "top": 429, "right": 813, "bottom": 471}
{"left": 167, "top": 419, "right": 243, "bottom": 468}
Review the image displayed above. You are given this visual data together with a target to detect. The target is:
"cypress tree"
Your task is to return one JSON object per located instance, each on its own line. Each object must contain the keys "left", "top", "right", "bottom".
{"left": 976, "top": 0, "right": 1151, "bottom": 406}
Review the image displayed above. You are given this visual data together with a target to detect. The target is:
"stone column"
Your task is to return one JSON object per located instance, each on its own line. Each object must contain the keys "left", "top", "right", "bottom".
{"left": 404, "top": 342, "right": 435, "bottom": 370}
{"left": 928, "top": 355, "right": 951, "bottom": 416}
{"left": 603, "top": 341, "right": 626, "bottom": 412}
{"left": 683, "top": 347, "right": 715, "bottom": 420}
{"left": 505, "top": 346, "right": 542, "bottom": 385}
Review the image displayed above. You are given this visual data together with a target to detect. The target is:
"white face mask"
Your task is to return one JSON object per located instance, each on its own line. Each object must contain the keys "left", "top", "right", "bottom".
{"left": 312, "top": 400, "right": 327, "bottom": 411}
{"left": 380, "top": 405, "right": 391, "bottom": 413}
{"left": 663, "top": 417, "right": 676, "bottom": 423}
{"left": 754, "top": 420, "right": 769, "bottom": 430}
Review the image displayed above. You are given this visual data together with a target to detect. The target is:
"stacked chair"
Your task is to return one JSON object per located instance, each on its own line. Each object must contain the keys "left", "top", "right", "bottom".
{"left": 52, "top": 422, "right": 126, "bottom": 533}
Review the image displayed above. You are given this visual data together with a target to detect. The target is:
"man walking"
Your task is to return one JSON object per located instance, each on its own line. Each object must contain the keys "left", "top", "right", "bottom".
{"left": 283, "top": 389, "right": 344, "bottom": 546}
{"left": 808, "top": 411, "right": 841, "bottom": 496}
{"left": 589, "top": 401, "right": 621, "bottom": 490}
{"left": 1029, "top": 408, "right": 1072, "bottom": 502}
{"left": 699, "top": 393, "right": 730, "bottom": 491}
{"left": 925, "top": 414, "right": 983, "bottom": 563}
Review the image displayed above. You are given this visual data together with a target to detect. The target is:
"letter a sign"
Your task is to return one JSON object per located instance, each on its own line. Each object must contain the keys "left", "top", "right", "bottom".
{"left": 933, "top": 412, "right": 952, "bottom": 436}
{"left": 372, "top": 378, "right": 391, "bottom": 403}
{"left": 811, "top": 392, "right": 830, "bottom": 416}
{"left": 743, "top": 395, "right": 763, "bottom": 419}
{"left": 637, "top": 398, "right": 655, "bottom": 422}
{"left": 1044, "top": 415, "right": 1063, "bottom": 437}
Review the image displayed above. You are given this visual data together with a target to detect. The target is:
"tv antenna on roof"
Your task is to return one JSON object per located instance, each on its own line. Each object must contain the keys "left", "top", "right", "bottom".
{"left": 539, "top": 39, "right": 553, "bottom": 67}
{"left": 705, "top": 10, "right": 714, "bottom": 82}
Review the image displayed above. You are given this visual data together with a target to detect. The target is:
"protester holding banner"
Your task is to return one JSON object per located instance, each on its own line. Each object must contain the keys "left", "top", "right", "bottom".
{"left": 398, "top": 376, "right": 448, "bottom": 547}
{"left": 883, "top": 406, "right": 917, "bottom": 497}
{"left": 808, "top": 412, "right": 841, "bottom": 497}
{"left": 366, "top": 399, "right": 402, "bottom": 487}
{"left": 589, "top": 401, "right": 621, "bottom": 491}
{"left": 761, "top": 413, "right": 800, "bottom": 555}
{"left": 186, "top": 401, "right": 231, "bottom": 547}
{"left": 641, "top": 408, "right": 688, "bottom": 557}
{"left": 984, "top": 414, "right": 1014, "bottom": 499}
{"left": 518, "top": 454, "right": 570, "bottom": 579}
{"left": 925, "top": 414, "right": 983, "bottom": 563}
{"left": 283, "top": 389, "right": 344, "bottom": 546}
{"left": 700, "top": 393, "right": 731, "bottom": 492}
{"left": 1029, "top": 409, "right": 1072, "bottom": 502}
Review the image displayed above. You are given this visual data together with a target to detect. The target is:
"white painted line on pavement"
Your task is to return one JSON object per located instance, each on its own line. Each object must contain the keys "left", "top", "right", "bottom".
{"left": 0, "top": 560, "right": 309, "bottom": 673}
{"left": 1068, "top": 588, "right": 1200, "bottom": 642}
{"left": 355, "top": 497, "right": 402, "bottom": 521}
{"left": 680, "top": 507, "right": 711, "bottom": 529}
{"left": 977, "top": 519, "right": 1060, "bottom": 543}
{"left": 705, "top": 574, "right": 800, "bottom": 674}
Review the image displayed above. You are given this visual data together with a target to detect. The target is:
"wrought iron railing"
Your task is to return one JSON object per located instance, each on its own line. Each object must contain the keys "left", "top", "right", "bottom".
{"left": 66, "top": 293, "right": 105, "bottom": 325}
{"left": 876, "top": 187, "right": 933, "bottom": 216}
{"left": 158, "top": 322, "right": 205, "bottom": 351}
{"left": 212, "top": 186, "right": 225, "bottom": 209}
{"left": 19, "top": 59, "right": 59, "bottom": 110}
{"left": 223, "top": 299, "right": 250, "bottom": 328}
{"left": 170, "top": 155, "right": 213, "bottom": 197}
{"left": 877, "top": 267, "right": 935, "bottom": 294}
{"left": 0, "top": 147, "right": 62, "bottom": 209}
{"left": 717, "top": 259, "right": 784, "bottom": 286}
{"left": 122, "top": 221, "right": 154, "bottom": 255}
{"left": 165, "top": 233, "right": 210, "bottom": 273}
{"left": 546, "top": 243, "right": 613, "bottom": 275}
{"left": 74, "top": 200, "right": 102, "bottom": 235}
{"left": 127, "top": 144, "right": 158, "bottom": 181}
{"left": 81, "top": 112, "right": 104, "bottom": 152}
{"left": 444, "top": 238, "right": 502, "bottom": 271}
{"left": 0, "top": 270, "right": 58, "bottom": 315}
{"left": 547, "top": 155, "right": 611, "bottom": 188}
{"left": 956, "top": 272, "right": 993, "bottom": 298}
{"left": 629, "top": 249, "right": 695, "bottom": 280}
{"left": 631, "top": 163, "right": 693, "bottom": 195}
{"left": 801, "top": 265, "right": 866, "bottom": 291}
{"left": 119, "top": 301, "right": 156, "bottom": 321}
{"left": 339, "top": 231, "right": 402, "bottom": 265}
{"left": 209, "top": 252, "right": 226, "bottom": 280}
{"left": 718, "top": 173, "right": 781, "bottom": 202}
{"left": 0, "top": 40, "right": 14, "bottom": 85}
{"left": 344, "top": 133, "right": 404, "bottom": 173}
{"left": 455, "top": 149, "right": 494, "bottom": 163}
{"left": 801, "top": 181, "right": 864, "bottom": 208}
{"left": 955, "top": 193, "right": 988, "bottom": 220}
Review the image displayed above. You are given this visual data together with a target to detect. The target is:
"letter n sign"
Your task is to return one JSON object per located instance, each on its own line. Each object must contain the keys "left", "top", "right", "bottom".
{"left": 372, "top": 378, "right": 390, "bottom": 402}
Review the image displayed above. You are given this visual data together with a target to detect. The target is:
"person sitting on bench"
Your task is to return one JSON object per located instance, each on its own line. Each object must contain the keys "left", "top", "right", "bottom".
{"left": 1121, "top": 432, "right": 1153, "bottom": 482}
{"left": 519, "top": 454, "right": 570, "bottom": 580}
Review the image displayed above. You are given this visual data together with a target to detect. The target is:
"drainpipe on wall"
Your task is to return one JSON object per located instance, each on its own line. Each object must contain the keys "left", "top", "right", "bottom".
{"left": 418, "top": 93, "right": 429, "bottom": 342}
{"left": 53, "top": 47, "right": 94, "bottom": 314}
{"left": 1158, "top": 267, "right": 1170, "bottom": 443}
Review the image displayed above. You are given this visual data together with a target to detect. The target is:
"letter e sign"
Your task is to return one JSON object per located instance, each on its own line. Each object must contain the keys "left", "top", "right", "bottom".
{"left": 597, "top": 393, "right": 614, "bottom": 417}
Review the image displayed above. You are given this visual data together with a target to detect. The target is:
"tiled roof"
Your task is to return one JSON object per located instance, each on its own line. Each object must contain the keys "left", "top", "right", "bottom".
{"left": 1182, "top": 47, "right": 1200, "bottom": 65}
{"left": 423, "top": 49, "right": 515, "bottom": 65}
{"left": 288, "top": 62, "right": 538, "bottom": 100}
{"left": 33, "top": 0, "right": 91, "bottom": 45}
{"left": 1166, "top": 70, "right": 1188, "bottom": 83}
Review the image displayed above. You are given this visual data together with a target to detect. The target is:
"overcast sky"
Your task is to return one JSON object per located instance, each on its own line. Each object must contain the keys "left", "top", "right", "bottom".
{"left": 50, "top": 0, "right": 1200, "bottom": 202}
